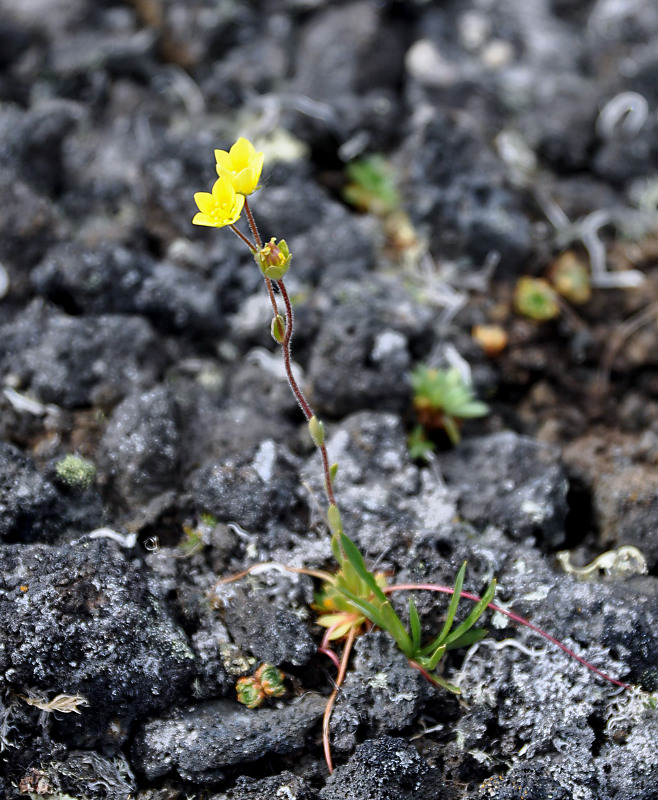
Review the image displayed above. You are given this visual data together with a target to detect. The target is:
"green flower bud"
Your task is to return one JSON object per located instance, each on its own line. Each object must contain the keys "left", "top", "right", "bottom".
{"left": 327, "top": 504, "right": 343, "bottom": 536}
{"left": 236, "top": 676, "right": 264, "bottom": 709}
{"left": 308, "top": 415, "right": 325, "bottom": 447}
{"left": 255, "top": 664, "right": 286, "bottom": 698}
{"left": 271, "top": 314, "right": 286, "bottom": 343}
{"left": 255, "top": 238, "right": 292, "bottom": 281}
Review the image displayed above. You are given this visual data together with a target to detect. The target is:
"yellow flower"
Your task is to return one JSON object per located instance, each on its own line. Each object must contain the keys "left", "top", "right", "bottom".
{"left": 193, "top": 177, "right": 245, "bottom": 228}
{"left": 215, "top": 137, "right": 264, "bottom": 196}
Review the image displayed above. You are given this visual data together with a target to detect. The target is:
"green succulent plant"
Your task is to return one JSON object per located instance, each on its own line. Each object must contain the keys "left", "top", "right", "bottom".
{"left": 410, "top": 365, "right": 489, "bottom": 446}
{"left": 342, "top": 155, "right": 401, "bottom": 217}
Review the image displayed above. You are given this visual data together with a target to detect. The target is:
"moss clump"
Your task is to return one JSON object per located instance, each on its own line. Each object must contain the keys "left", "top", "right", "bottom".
{"left": 55, "top": 455, "right": 96, "bottom": 490}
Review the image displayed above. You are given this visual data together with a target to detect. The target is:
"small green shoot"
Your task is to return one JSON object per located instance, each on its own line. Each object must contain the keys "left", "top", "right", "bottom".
{"left": 411, "top": 364, "right": 489, "bottom": 446}
{"left": 342, "top": 155, "right": 401, "bottom": 217}
{"left": 514, "top": 276, "right": 560, "bottom": 321}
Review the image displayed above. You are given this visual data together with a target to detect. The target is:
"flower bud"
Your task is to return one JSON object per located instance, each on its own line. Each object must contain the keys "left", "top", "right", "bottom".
{"left": 271, "top": 314, "right": 286, "bottom": 343}
{"left": 236, "top": 676, "right": 265, "bottom": 709}
{"left": 308, "top": 415, "right": 325, "bottom": 447}
{"left": 255, "top": 664, "right": 286, "bottom": 698}
{"left": 255, "top": 238, "right": 292, "bottom": 281}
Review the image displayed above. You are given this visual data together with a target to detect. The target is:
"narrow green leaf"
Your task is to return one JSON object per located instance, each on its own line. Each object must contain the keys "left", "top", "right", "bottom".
{"left": 446, "top": 627, "right": 489, "bottom": 650}
{"left": 338, "top": 534, "right": 413, "bottom": 654}
{"left": 331, "top": 534, "right": 343, "bottom": 565}
{"left": 425, "top": 643, "right": 447, "bottom": 671}
{"left": 419, "top": 561, "right": 466, "bottom": 656}
{"left": 339, "top": 534, "right": 388, "bottom": 604}
{"left": 409, "top": 597, "right": 421, "bottom": 653}
{"left": 429, "top": 674, "right": 462, "bottom": 694}
{"left": 333, "top": 585, "right": 388, "bottom": 630}
{"left": 443, "top": 415, "right": 461, "bottom": 445}
{"left": 329, "top": 463, "right": 339, "bottom": 481}
{"left": 443, "top": 579, "right": 496, "bottom": 647}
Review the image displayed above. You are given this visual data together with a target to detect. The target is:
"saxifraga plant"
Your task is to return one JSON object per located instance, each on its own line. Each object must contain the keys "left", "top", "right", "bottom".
{"left": 410, "top": 364, "right": 489, "bottom": 452}
{"left": 194, "top": 138, "right": 633, "bottom": 773}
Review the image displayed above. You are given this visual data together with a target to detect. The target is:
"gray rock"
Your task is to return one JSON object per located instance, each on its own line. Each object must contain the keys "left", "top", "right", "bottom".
{"left": 290, "top": 0, "right": 405, "bottom": 146}
{"left": 307, "top": 280, "right": 431, "bottom": 418}
{"left": 440, "top": 431, "right": 569, "bottom": 548}
{"left": 210, "top": 771, "right": 316, "bottom": 800}
{"left": 303, "top": 411, "right": 421, "bottom": 553}
{"left": 132, "top": 694, "right": 326, "bottom": 783}
{"left": 319, "top": 737, "right": 443, "bottom": 800}
{"left": 0, "top": 442, "right": 102, "bottom": 544}
{"left": 218, "top": 582, "right": 316, "bottom": 667}
{"left": 97, "top": 387, "right": 181, "bottom": 506}
{"left": 11, "top": 751, "right": 137, "bottom": 800}
{"left": 478, "top": 766, "right": 572, "bottom": 800}
{"left": 401, "top": 111, "right": 533, "bottom": 276}
{"left": 0, "top": 539, "right": 195, "bottom": 748}
{"left": 33, "top": 242, "right": 225, "bottom": 335}
{"left": 0, "top": 167, "right": 60, "bottom": 274}
{"left": 329, "top": 633, "right": 430, "bottom": 756}
{"left": 0, "top": 99, "right": 82, "bottom": 196}
{"left": 186, "top": 441, "right": 301, "bottom": 532}
{"left": 0, "top": 303, "right": 166, "bottom": 408}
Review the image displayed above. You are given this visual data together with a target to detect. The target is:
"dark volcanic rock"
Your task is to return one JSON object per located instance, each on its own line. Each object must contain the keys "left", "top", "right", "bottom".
{"left": 0, "top": 303, "right": 166, "bottom": 408}
{"left": 33, "top": 242, "right": 225, "bottom": 335}
{"left": 0, "top": 167, "right": 61, "bottom": 275}
{"left": 402, "top": 111, "right": 533, "bottom": 276}
{"left": 96, "top": 386, "right": 181, "bottom": 506}
{"left": 478, "top": 766, "right": 572, "bottom": 800}
{"left": 0, "top": 442, "right": 102, "bottom": 544}
{"left": 186, "top": 441, "right": 301, "bottom": 531}
{"left": 0, "top": 539, "right": 195, "bottom": 748}
{"left": 307, "top": 280, "right": 431, "bottom": 418}
{"left": 218, "top": 583, "right": 315, "bottom": 667}
{"left": 303, "top": 411, "right": 421, "bottom": 552}
{"left": 440, "top": 431, "right": 569, "bottom": 548}
{"left": 329, "top": 633, "right": 430, "bottom": 757}
{"left": 210, "top": 771, "right": 315, "bottom": 800}
{"left": 319, "top": 736, "right": 443, "bottom": 800}
{"left": 132, "top": 694, "right": 325, "bottom": 783}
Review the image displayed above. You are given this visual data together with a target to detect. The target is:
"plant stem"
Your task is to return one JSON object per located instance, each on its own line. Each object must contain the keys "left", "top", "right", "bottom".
{"left": 322, "top": 626, "right": 357, "bottom": 774}
{"left": 277, "top": 279, "right": 337, "bottom": 507}
{"left": 244, "top": 197, "right": 262, "bottom": 249}
{"left": 229, "top": 224, "right": 257, "bottom": 251}
{"left": 384, "top": 584, "right": 632, "bottom": 690}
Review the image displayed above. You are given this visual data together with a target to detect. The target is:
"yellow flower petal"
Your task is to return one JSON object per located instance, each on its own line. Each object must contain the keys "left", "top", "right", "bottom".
{"left": 192, "top": 212, "right": 215, "bottom": 227}
{"left": 192, "top": 179, "right": 244, "bottom": 228}
{"left": 230, "top": 137, "right": 255, "bottom": 170}
{"left": 214, "top": 138, "right": 264, "bottom": 196}
{"left": 194, "top": 192, "right": 216, "bottom": 215}
{"left": 211, "top": 177, "right": 234, "bottom": 205}
{"left": 214, "top": 149, "right": 233, "bottom": 170}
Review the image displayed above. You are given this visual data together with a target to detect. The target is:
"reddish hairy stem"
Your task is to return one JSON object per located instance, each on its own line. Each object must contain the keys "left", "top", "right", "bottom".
{"left": 244, "top": 198, "right": 262, "bottom": 249}
{"left": 277, "top": 279, "right": 337, "bottom": 507}
{"left": 229, "top": 224, "right": 257, "bottom": 251}
{"left": 384, "top": 584, "right": 632, "bottom": 690}
{"left": 236, "top": 200, "right": 338, "bottom": 511}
